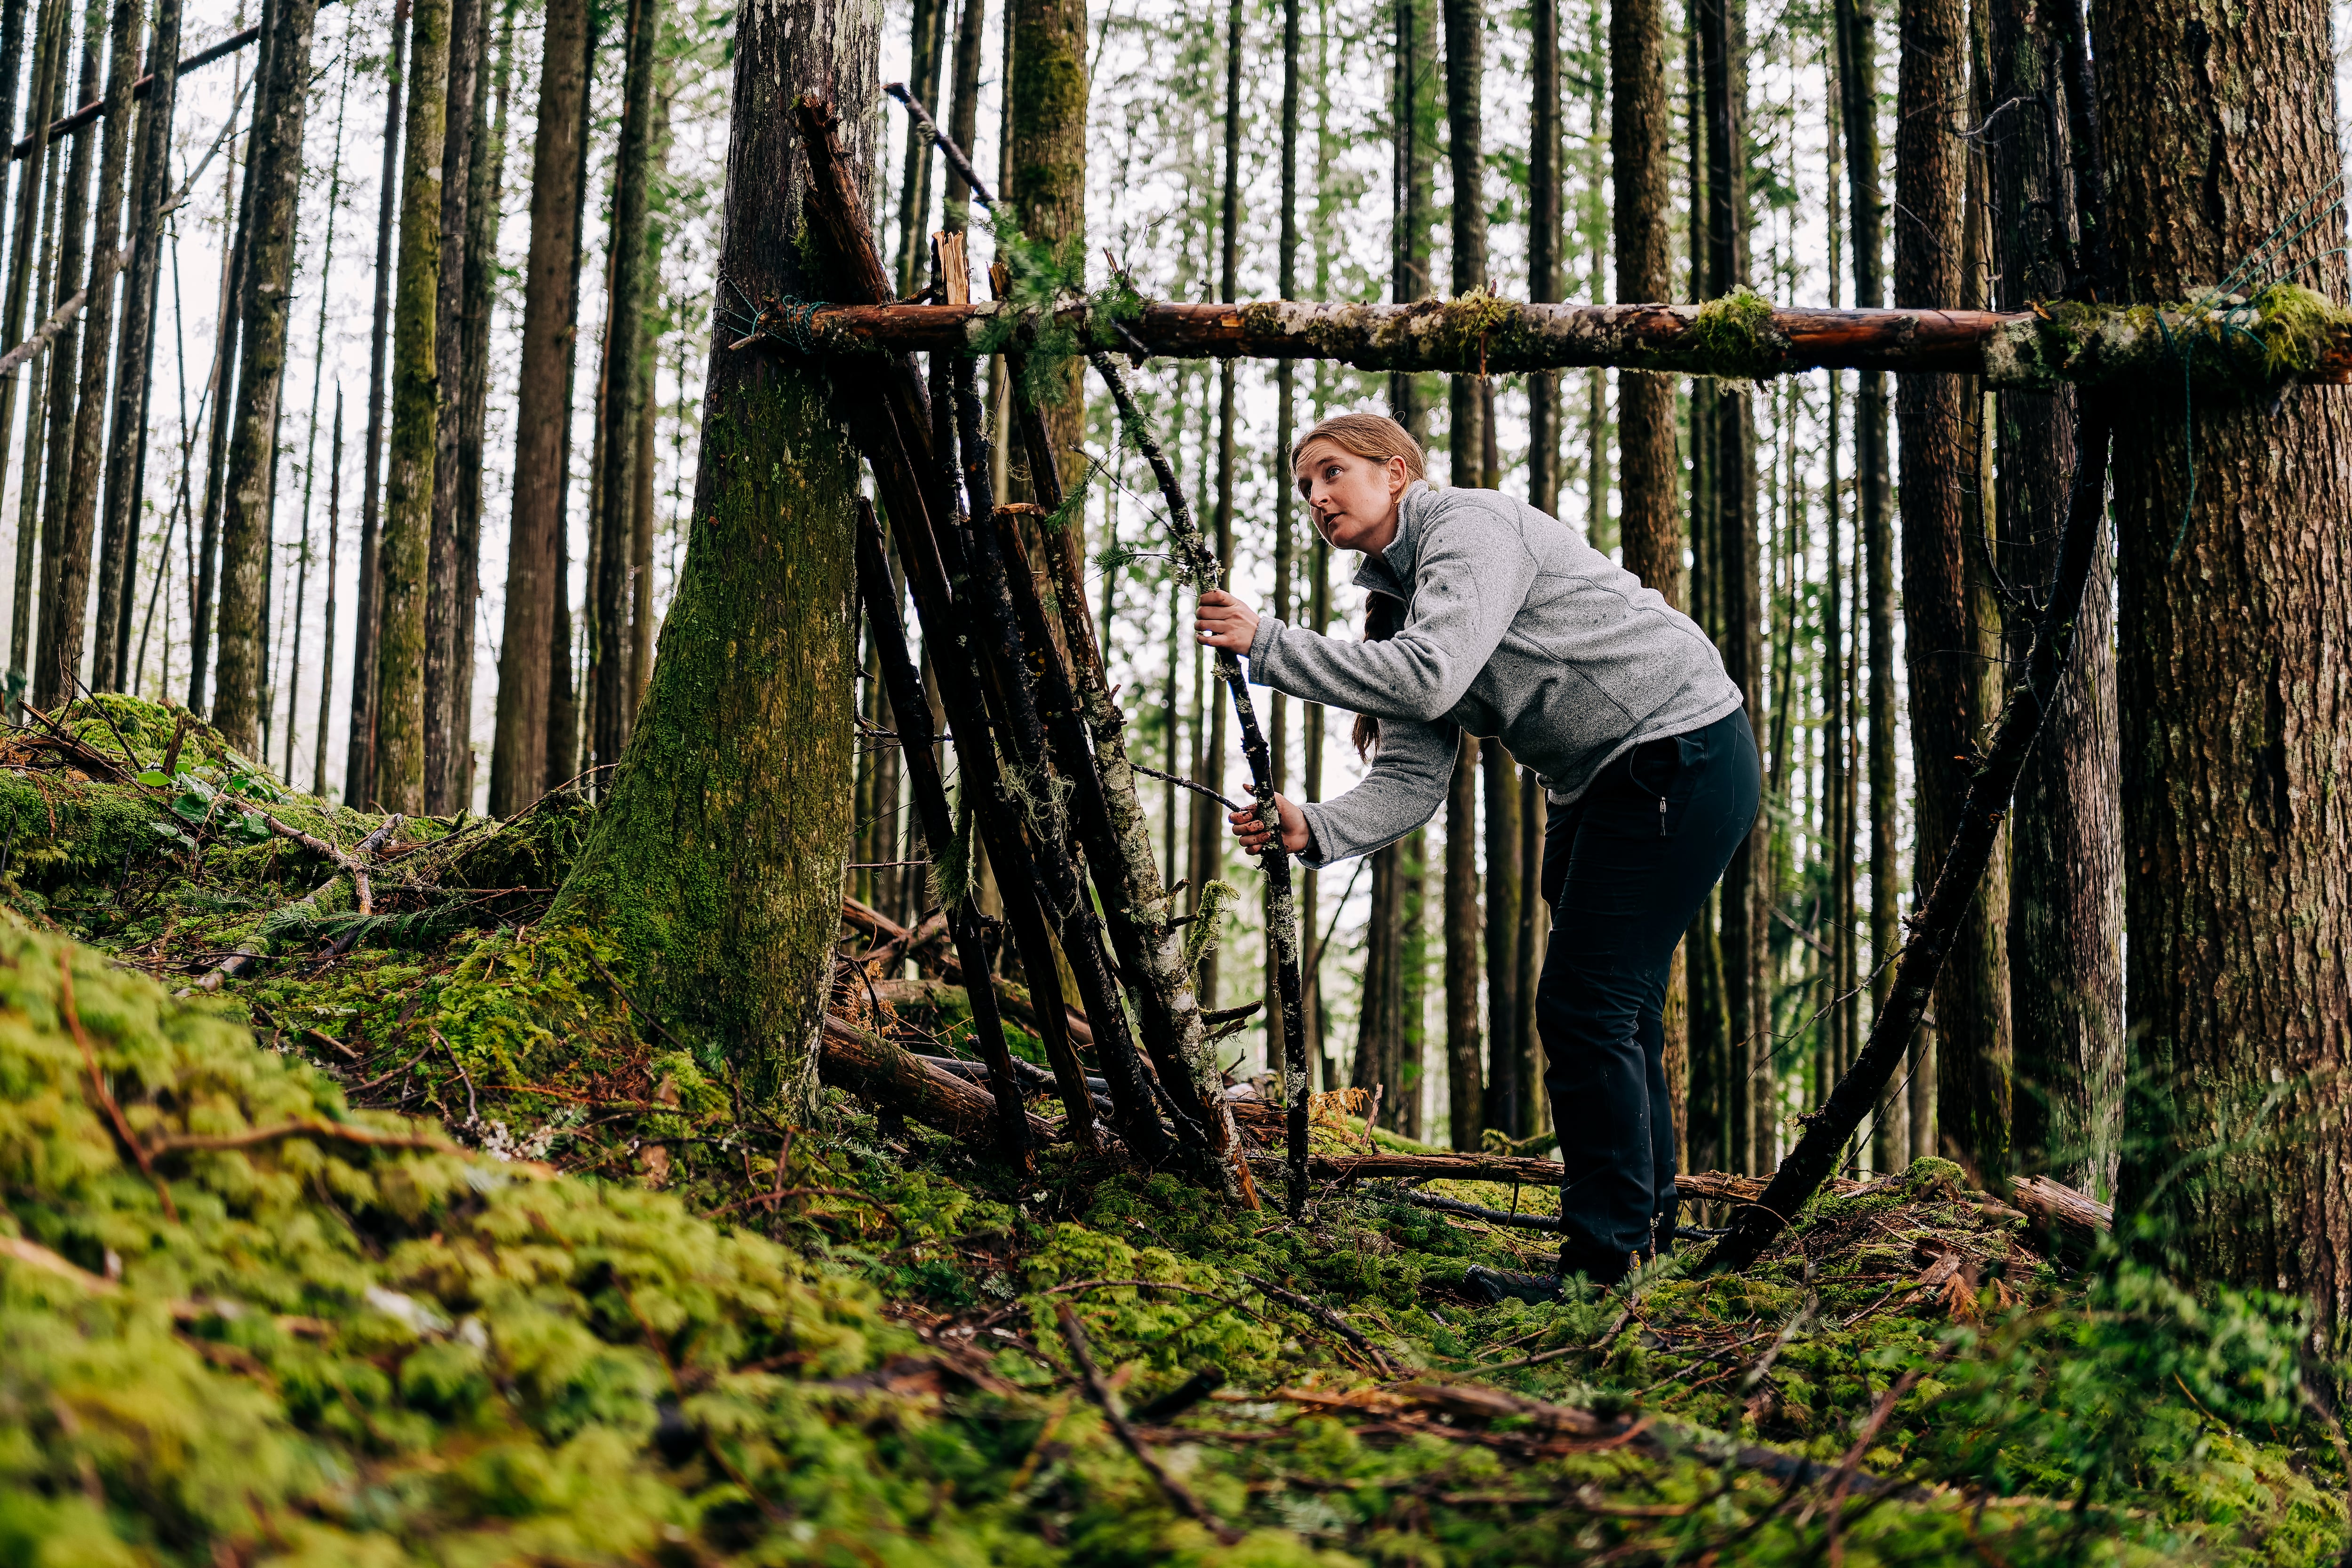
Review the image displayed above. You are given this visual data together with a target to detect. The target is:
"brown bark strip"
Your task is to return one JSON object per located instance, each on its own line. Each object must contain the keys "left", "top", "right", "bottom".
{"left": 818, "top": 1012, "right": 1057, "bottom": 1145}
{"left": 797, "top": 296, "right": 2352, "bottom": 387}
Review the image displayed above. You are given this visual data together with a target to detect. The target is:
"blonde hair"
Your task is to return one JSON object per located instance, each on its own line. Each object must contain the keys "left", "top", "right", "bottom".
{"left": 1289, "top": 411, "right": 1426, "bottom": 483}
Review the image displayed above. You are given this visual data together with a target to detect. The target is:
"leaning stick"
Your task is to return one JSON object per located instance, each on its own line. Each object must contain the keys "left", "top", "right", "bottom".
{"left": 1706, "top": 396, "right": 2116, "bottom": 1274}
{"left": 880, "top": 81, "right": 993, "bottom": 212}
{"left": 855, "top": 499, "right": 1065, "bottom": 1162}
{"left": 1088, "top": 348, "right": 1313, "bottom": 1219}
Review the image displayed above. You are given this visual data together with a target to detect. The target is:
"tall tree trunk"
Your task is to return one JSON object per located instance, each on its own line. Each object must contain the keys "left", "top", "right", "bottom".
{"left": 1388, "top": 0, "right": 1433, "bottom": 439}
{"left": 1480, "top": 736, "right": 1520, "bottom": 1132}
{"left": 1526, "top": 0, "right": 1556, "bottom": 516}
{"left": 372, "top": 0, "right": 452, "bottom": 811}
{"left": 450, "top": 0, "right": 510, "bottom": 809}
{"left": 1610, "top": 0, "right": 1685, "bottom": 1148}
{"left": 1440, "top": 0, "right": 1484, "bottom": 1148}
{"left": 1897, "top": 0, "right": 2009, "bottom": 1183}
{"left": 891, "top": 0, "right": 946, "bottom": 294}
{"left": 0, "top": 0, "right": 67, "bottom": 689}
{"left": 1991, "top": 0, "right": 2121, "bottom": 1199}
{"left": 940, "top": 0, "right": 983, "bottom": 230}
{"left": 1192, "top": 0, "right": 1239, "bottom": 1012}
{"left": 208, "top": 0, "right": 319, "bottom": 749}
{"left": 345, "top": 0, "right": 409, "bottom": 803}
{"left": 313, "top": 389, "right": 341, "bottom": 791}
{"left": 487, "top": 0, "right": 581, "bottom": 812}
{"left": 589, "top": 0, "right": 655, "bottom": 785}
{"left": 1698, "top": 0, "right": 1760, "bottom": 1171}
{"left": 283, "top": 61, "right": 350, "bottom": 784}
{"left": 421, "top": 0, "right": 480, "bottom": 808}
{"left": 1268, "top": 0, "right": 1299, "bottom": 1077}
{"left": 1834, "top": 0, "right": 1905, "bottom": 1170}
{"left": 1355, "top": 838, "right": 1402, "bottom": 1109}
{"left": 545, "top": 9, "right": 594, "bottom": 792}
{"left": 94, "top": 0, "right": 176, "bottom": 690}
{"left": 547, "top": 0, "right": 876, "bottom": 1110}
{"left": 2098, "top": 0, "right": 2352, "bottom": 1345}
{"left": 30, "top": 0, "right": 101, "bottom": 711}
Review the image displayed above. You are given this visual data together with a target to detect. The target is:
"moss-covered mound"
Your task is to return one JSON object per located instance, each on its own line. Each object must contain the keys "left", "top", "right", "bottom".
{"left": 0, "top": 714, "right": 2345, "bottom": 1565}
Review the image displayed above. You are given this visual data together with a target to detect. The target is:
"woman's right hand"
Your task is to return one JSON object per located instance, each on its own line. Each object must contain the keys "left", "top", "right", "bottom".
{"left": 1229, "top": 793, "right": 1309, "bottom": 855}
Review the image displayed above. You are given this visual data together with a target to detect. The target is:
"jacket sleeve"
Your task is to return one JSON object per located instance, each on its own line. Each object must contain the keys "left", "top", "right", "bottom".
{"left": 1247, "top": 491, "right": 1538, "bottom": 724}
{"left": 1295, "top": 719, "right": 1460, "bottom": 867}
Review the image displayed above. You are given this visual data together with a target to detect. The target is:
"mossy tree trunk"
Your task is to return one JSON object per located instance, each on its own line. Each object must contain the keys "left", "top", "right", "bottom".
{"left": 2098, "top": 0, "right": 2352, "bottom": 1348}
{"left": 41, "top": 0, "right": 135, "bottom": 712}
{"left": 94, "top": 0, "right": 177, "bottom": 690}
{"left": 211, "top": 0, "right": 321, "bottom": 750}
{"left": 372, "top": 0, "right": 451, "bottom": 812}
{"left": 29, "top": 0, "right": 97, "bottom": 712}
{"left": 1439, "top": 0, "right": 1483, "bottom": 1150}
{"left": 450, "top": 0, "right": 511, "bottom": 808}
{"left": 548, "top": 0, "right": 874, "bottom": 1109}
{"left": 1897, "top": 0, "right": 2009, "bottom": 1185}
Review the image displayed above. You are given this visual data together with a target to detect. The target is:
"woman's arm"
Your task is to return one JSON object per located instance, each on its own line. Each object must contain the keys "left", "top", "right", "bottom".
{"left": 1245, "top": 492, "right": 1539, "bottom": 723}
{"left": 1264, "top": 717, "right": 1459, "bottom": 869}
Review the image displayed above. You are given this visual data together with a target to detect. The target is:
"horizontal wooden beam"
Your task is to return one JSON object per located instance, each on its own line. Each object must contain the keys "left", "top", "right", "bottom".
{"left": 785, "top": 293, "right": 2352, "bottom": 391}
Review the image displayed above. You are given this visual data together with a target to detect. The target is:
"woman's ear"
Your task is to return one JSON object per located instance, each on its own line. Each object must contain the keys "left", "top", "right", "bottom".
{"left": 1388, "top": 454, "right": 1409, "bottom": 497}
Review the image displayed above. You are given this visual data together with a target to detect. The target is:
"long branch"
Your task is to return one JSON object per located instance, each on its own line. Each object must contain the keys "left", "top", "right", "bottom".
{"left": 1088, "top": 348, "right": 1312, "bottom": 1216}
{"left": 799, "top": 295, "right": 2352, "bottom": 388}
{"left": 1704, "top": 395, "right": 2115, "bottom": 1274}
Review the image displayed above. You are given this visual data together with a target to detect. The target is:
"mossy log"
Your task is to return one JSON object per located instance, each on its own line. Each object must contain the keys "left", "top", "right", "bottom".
{"left": 818, "top": 1012, "right": 1056, "bottom": 1143}
{"left": 800, "top": 285, "right": 2352, "bottom": 390}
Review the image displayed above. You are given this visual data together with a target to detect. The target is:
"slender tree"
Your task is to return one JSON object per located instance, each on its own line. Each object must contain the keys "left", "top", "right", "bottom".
{"left": 421, "top": 0, "right": 480, "bottom": 808}
{"left": 1991, "top": 0, "right": 2120, "bottom": 1198}
{"left": 1267, "top": 0, "right": 1299, "bottom": 1077}
{"left": 941, "top": 0, "right": 984, "bottom": 230}
{"left": 31, "top": 0, "right": 101, "bottom": 710}
{"left": 372, "top": 0, "right": 452, "bottom": 811}
{"left": 94, "top": 0, "right": 177, "bottom": 688}
{"left": 1697, "top": 0, "right": 1760, "bottom": 1170}
{"left": 891, "top": 0, "right": 947, "bottom": 294}
{"left": 345, "top": 0, "right": 408, "bottom": 800}
{"left": 448, "top": 0, "right": 511, "bottom": 807}
{"left": 2100, "top": 0, "right": 2352, "bottom": 1342}
{"left": 282, "top": 50, "right": 350, "bottom": 784}
{"left": 1388, "top": 0, "right": 1433, "bottom": 437}
{"left": 1192, "top": 0, "right": 1239, "bottom": 1008}
{"left": 544, "top": 6, "right": 595, "bottom": 792}
{"left": 587, "top": 0, "right": 657, "bottom": 784}
{"left": 486, "top": 0, "right": 582, "bottom": 813}
{"left": 0, "top": 0, "right": 68, "bottom": 686}
{"left": 313, "top": 389, "right": 341, "bottom": 792}
{"left": 547, "top": 7, "right": 878, "bottom": 1109}
{"left": 208, "top": 0, "right": 320, "bottom": 747}
{"left": 1897, "top": 0, "right": 2007, "bottom": 1181}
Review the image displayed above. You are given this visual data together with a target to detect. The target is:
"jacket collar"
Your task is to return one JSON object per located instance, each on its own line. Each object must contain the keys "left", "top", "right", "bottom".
{"left": 1350, "top": 482, "right": 1438, "bottom": 601}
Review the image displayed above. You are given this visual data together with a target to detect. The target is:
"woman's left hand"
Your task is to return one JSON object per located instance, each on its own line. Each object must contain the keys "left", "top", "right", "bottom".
{"left": 1195, "top": 589, "right": 1260, "bottom": 654}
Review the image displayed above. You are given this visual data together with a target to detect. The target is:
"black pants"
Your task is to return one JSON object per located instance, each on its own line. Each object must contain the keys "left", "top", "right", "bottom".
{"left": 1539, "top": 706, "right": 1759, "bottom": 1279}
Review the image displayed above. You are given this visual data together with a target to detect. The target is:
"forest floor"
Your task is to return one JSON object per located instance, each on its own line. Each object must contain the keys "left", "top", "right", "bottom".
{"left": 0, "top": 692, "right": 2345, "bottom": 1566}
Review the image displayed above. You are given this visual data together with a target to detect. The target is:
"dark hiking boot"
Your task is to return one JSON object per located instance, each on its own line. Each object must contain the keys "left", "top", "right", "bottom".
{"left": 1463, "top": 1265, "right": 1562, "bottom": 1306}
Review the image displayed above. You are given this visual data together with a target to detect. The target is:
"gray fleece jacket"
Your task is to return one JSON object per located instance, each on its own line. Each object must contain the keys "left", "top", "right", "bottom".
{"left": 1246, "top": 482, "right": 1744, "bottom": 867}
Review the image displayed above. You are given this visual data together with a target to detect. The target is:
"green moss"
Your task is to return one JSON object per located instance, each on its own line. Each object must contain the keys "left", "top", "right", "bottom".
{"left": 2249, "top": 283, "right": 2350, "bottom": 377}
{"left": 1687, "top": 286, "right": 1785, "bottom": 380}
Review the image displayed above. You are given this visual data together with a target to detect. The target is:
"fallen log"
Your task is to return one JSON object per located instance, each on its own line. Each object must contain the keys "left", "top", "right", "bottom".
{"left": 818, "top": 1014, "right": 1057, "bottom": 1145}
{"left": 844, "top": 903, "right": 1094, "bottom": 1045}
{"left": 2007, "top": 1174, "right": 2111, "bottom": 1261}
{"left": 790, "top": 291, "right": 2352, "bottom": 390}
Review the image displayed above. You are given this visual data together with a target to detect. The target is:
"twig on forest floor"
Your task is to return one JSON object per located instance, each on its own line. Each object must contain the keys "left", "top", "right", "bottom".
{"left": 428, "top": 1029, "right": 479, "bottom": 1130}
{"left": 1243, "top": 1272, "right": 1402, "bottom": 1377}
{"left": 1056, "top": 1300, "right": 1240, "bottom": 1543}
{"left": 61, "top": 950, "right": 178, "bottom": 1221}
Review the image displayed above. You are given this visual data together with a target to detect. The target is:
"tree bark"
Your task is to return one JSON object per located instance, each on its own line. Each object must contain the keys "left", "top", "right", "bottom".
{"left": 1439, "top": 735, "right": 1479, "bottom": 1148}
{"left": 1440, "top": 0, "right": 1483, "bottom": 1149}
{"left": 2098, "top": 0, "right": 2352, "bottom": 1347}
{"left": 940, "top": 0, "right": 984, "bottom": 230}
{"left": 93, "top": 0, "right": 175, "bottom": 690}
{"left": 1006, "top": 0, "right": 1087, "bottom": 466}
{"left": 282, "top": 62, "right": 350, "bottom": 784}
{"left": 891, "top": 0, "right": 946, "bottom": 294}
{"left": 0, "top": 0, "right": 67, "bottom": 688}
{"left": 1698, "top": 0, "right": 1760, "bottom": 1171}
{"left": 1267, "top": 0, "right": 1298, "bottom": 1080}
{"left": 1389, "top": 0, "right": 1433, "bottom": 439}
{"left": 544, "top": 0, "right": 595, "bottom": 793}
{"left": 1897, "top": 0, "right": 2010, "bottom": 1184}
{"left": 547, "top": 7, "right": 878, "bottom": 1110}
{"left": 371, "top": 0, "right": 452, "bottom": 812}
{"left": 1525, "top": 0, "right": 1556, "bottom": 515}
{"left": 29, "top": 0, "right": 101, "bottom": 711}
{"left": 1481, "top": 738, "right": 1521, "bottom": 1135}
{"left": 207, "top": 0, "right": 318, "bottom": 748}
{"left": 313, "top": 389, "right": 340, "bottom": 792}
{"left": 345, "top": 0, "right": 409, "bottom": 805}
{"left": 588, "top": 0, "right": 657, "bottom": 786}
{"left": 450, "top": 0, "right": 511, "bottom": 809}
{"left": 421, "top": 0, "right": 481, "bottom": 809}
{"left": 1991, "top": 0, "right": 2121, "bottom": 1201}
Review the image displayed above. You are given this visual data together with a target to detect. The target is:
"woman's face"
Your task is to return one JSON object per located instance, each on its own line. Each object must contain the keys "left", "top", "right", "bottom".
{"left": 1295, "top": 440, "right": 1408, "bottom": 554}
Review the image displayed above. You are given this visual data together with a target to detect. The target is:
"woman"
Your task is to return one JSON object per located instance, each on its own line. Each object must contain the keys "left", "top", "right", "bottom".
{"left": 1196, "top": 412, "right": 1758, "bottom": 1297}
